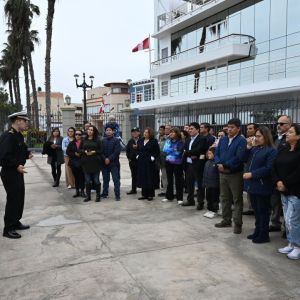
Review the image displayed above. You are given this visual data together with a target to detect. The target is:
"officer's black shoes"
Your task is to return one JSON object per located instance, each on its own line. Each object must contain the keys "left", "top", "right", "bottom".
{"left": 52, "top": 182, "right": 59, "bottom": 187}
{"left": 15, "top": 223, "right": 30, "bottom": 230}
{"left": 80, "top": 190, "right": 87, "bottom": 198}
{"left": 196, "top": 203, "right": 204, "bottom": 211}
{"left": 127, "top": 190, "right": 137, "bottom": 195}
{"left": 3, "top": 230, "right": 21, "bottom": 239}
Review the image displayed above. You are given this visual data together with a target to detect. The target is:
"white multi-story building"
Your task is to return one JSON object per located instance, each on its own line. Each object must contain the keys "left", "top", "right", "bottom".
{"left": 132, "top": 0, "right": 300, "bottom": 129}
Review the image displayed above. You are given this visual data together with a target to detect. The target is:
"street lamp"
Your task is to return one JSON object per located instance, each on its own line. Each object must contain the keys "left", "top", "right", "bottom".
{"left": 74, "top": 73, "right": 94, "bottom": 125}
{"left": 65, "top": 95, "right": 71, "bottom": 106}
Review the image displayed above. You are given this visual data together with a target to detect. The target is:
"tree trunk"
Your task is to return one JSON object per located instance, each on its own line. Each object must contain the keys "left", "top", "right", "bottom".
{"left": 23, "top": 57, "right": 32, "bottom": 127}
{"left": 26, "top": 48, "right": 39, "bottom": 128}
{"left": 8, "top": 79, "right": 14, "bottom": 104}
{"left": 13, "top": 76, "right": 20, "bottom": 108}
{"left": 15, "top": 70, "right": 22, "bottom": 110}
{"left": 45, "top": 0, "right": 56, "bottom": 135}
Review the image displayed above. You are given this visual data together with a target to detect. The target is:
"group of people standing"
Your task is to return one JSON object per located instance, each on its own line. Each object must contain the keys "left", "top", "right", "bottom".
{"left": 43, "top": 120, "right": 121, "bottom": 202}
{"left": 125, "top": 116, "right": 300, "bottom": 261}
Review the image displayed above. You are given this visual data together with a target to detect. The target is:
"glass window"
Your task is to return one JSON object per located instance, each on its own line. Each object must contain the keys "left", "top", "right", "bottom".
{"left": 161, "top": 81, "right": 169, "bottom": 96}
{"left": 287, "top": 44, "right": 300, "bottom": 58}
{"left": 269, "top": 60, "right": 286, "bottom": 75}
{"left": 161, "top": 47, "right": 168, "bottom": 63}
{"left": 287, "top": 0, "right": 300, "bottom": 34}
{"left": 270, "top": 0, "right": 287, "bottom": 39}
{"left": 254, "top": 53, "right": 269, "bottom": 65}
{"left": 171, "top": 77, "right": 179, "bottom": 96}
{"left": 228, "top": 14, "right": 240, "bottom": 35}
{"left": 228, "top": 69, "right": 240, "bottom": 88}
{"left": 217, "top": 65, "right": 228, "bottom": 89}
{"left": 241, "top": 0, "right": 255, "bottom": 37}
{"left": 206, "top": 67, "right": 216, "bottom": 91}
{"left": 254, "top": 63, "right": 269, "bottom": 82}
{"left": 270, "top": 49, "right": 286, "bottom": 62}
{"left": 256, "top": 41, "right": 269, "bottom": 54}
{"left": 286, "top": 56, "right": 300, "bottom": 77}
{"left": 254, "top": 0, "right": 270, "bottom": 43}
{"left": 270, "top": 37, "right": 286, "bottom": 51}
{"left": 111, "top": 87, "right": 121, "bottom": 94}
{"left": 240, "top": 66, "right": 254, "bottom": 85}
{"left": 287, "top": 32, "right": 300, "bottom": 46}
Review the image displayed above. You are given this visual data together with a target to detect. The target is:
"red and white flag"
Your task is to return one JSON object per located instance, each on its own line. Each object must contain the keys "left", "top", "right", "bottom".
{"left": 132, "top": 37, "right": 150, "bottom": 53}
{"left": 99, "top": 97, "right": 105, "bottom": 113}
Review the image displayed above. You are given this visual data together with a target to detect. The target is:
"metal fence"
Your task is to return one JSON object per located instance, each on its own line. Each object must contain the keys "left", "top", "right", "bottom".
{"left": 134, "top": 97, "right": 300, "bottom": 134}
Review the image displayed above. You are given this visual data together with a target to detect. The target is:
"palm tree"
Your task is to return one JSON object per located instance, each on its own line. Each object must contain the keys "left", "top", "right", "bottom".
{"left": 4, "top": 0, "right": 40, "bottom": 124}
{"left": 45, "top": 0, "right": 56, "bottom": 134}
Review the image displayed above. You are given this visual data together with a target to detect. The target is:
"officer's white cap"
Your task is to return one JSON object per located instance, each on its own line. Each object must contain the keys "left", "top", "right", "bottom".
{"left": 8, "top": 111, "right": 30, "bottom": 121}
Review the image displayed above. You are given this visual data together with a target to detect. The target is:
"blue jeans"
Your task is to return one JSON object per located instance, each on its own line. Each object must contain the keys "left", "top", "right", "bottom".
{"left": 102, "top": 164, "right": 120, "bottom": 197}
{"left": 84, "top": 172, "right": 100, "bottom": 185}
{"left": 281, "top": 194, "right": 300, "bottom": 247}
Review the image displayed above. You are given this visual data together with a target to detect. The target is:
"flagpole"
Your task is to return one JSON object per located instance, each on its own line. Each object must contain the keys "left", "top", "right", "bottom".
{"left": 148, "top": 34, "right": 152, "bottom": 75}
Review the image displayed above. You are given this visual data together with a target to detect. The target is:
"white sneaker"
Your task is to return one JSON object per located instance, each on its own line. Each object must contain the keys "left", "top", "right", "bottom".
{"left": 67, "top": 185, "right": 72, "bottom": 189}
{"left": 287, "top": 247, "right": 300, "bottom": 260}
{"left": 161, "top": 198, "right": 169, "bottom": 202}
{"left": 177, "top": 200, "right": 183, "bottom": 205}
{"left": 278, "top": 243, "right": 294, "bottom": 254}
{"left": 204, "top": 211, "right": 216, "bottom": 219}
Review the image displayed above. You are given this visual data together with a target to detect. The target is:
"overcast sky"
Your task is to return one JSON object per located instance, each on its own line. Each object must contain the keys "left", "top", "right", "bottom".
{"left": 0, "top": 1, "right": 154, "bottom": 105}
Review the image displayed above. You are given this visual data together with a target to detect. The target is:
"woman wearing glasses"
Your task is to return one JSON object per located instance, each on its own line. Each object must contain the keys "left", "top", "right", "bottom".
{"left": 66, "top": 130, "right": 86, "bottom": 198}
{"left": 79, "top": 125, "right": 103, "bottom": 202}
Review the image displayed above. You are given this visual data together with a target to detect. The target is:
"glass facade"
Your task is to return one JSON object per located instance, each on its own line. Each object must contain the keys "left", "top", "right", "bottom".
{"left": 168, "top": 0, "right": 300, "bottom": 97}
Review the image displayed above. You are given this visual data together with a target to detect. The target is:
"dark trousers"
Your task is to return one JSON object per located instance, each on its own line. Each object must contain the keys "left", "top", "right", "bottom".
{"left": 102, "top": 164, "right": 120, "bottom": 197}
{"left": 51, "top": 161, "right": 61, "bottom": 182}
{"left": 142, "top": 188, "right": 154, "bottom": 198}
{"left": 129, "top": 160, "right": 137, "bottom": 192}
{"left": 1, "top": 169, "right": 25, "bottom": 232}
{"left": 186, "top": 163, "right": 204, "bottom": 204}
{"left": 250, "top": 193, "right": 271, "bottom": 238}
{"left": 165, "top": 161, "right": 183, "bottom": 201}
{"left": 71, "top": 166, "right": 85, "bottom": 190}
{"left": 84, "top": 171, "right": 100, "bottom": 185}
{"left": 206, "top": 187, "right": 220, "bottom": 212}
{"left": 270, "top": 190, "right": 283, "bottom": 228}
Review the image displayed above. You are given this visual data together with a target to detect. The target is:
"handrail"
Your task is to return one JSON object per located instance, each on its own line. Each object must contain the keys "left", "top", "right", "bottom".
{"left": 158, "top": 0, "right": 215, "bottom": 31}
{"left": 151, "top": 34, "right": 255, "bottom": 68}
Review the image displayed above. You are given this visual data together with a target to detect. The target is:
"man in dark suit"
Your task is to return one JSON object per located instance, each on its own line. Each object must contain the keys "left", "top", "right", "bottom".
{"left": 182, "top": 122, "right": 208, "bottom": 209}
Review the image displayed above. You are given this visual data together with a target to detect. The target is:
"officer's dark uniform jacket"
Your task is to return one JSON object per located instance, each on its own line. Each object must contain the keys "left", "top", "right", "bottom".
{"left": 0, "top": 127, "right": 30, "bottom": 172}
{"left": 0, "top": 127, "right": 30, "bottom": 232}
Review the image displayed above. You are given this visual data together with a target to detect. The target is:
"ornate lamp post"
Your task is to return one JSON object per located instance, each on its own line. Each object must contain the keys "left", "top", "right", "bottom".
{"left": 65, "top": 95, "right": 71, "bottom": 106}
{"left": 74, "top": 73, "right": 94, "bottom": 125}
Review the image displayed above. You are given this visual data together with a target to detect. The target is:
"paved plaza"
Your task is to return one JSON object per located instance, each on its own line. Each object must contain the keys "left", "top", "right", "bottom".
{"left": 0, "top": 153, "right": 299, "bottom": 300}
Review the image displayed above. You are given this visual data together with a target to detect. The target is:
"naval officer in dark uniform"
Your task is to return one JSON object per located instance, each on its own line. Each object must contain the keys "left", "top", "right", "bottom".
{"left": 0, "top": 111, "right": 32, "bottom": 239}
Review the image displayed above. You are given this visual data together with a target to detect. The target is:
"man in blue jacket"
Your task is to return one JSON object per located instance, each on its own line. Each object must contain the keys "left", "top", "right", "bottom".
{"left": 214, "top": 118, "right": 247, "bottom": 234}
{"left": 101, "top": 126, "right": 121, "bottom": 200}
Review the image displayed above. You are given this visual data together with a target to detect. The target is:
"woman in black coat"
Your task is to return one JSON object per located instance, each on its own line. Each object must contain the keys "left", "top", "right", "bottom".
{"left": 136, "top": 127, "right": 160, "bottom": 201}
{"left": 66, "top": 129, "right": 86, "bottom": 198}
{"left": 273, "top": 123, "right": 300, "bottom": 260}
{"left": 44, "top": 127, "right": 64, "bottom": 187}
{"left": 79, "top": 125, "right": 103, "bottom": 202}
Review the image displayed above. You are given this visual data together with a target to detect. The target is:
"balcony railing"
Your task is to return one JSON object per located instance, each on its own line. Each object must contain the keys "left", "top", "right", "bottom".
{"left": 157, "top": 0, "right": 214, "bottom": 31}
{"left": 151, "top": 34, "right": 255, "bottom": 70}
